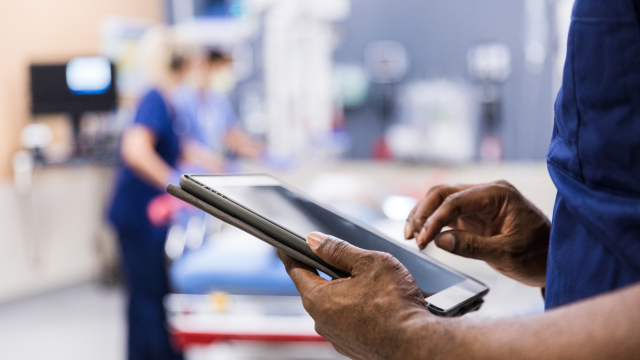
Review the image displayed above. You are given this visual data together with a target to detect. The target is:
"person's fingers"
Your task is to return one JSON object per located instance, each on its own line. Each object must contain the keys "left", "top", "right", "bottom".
{"left": 447, "top": 215, "right": 486, "bottom": 234}
{"left": 405, "top": 184, "right": 472, "bottom": 240}
{"left": 405, "top": 185, "right": 454, "bottom": 239}
{"left": 434, "top": 230, "right": 504, "bottom": 263}
{"left": 306, "top": 232, "right": 371, "bottom": 274}
{"left": 416, "top": 185, "right": 505, "bottom": 249}
{"left": 277, "top": 249, "right": 327, "bottom": 294}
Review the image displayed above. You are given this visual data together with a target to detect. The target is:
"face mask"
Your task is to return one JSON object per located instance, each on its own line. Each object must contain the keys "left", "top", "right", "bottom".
{"left": 209, "top": 67, "right": 236, "bottom": 93}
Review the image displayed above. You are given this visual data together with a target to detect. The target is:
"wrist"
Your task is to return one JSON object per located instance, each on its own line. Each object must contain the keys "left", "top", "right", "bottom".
{"left": 391, "top": 309, "right": 457, "bottom": 360}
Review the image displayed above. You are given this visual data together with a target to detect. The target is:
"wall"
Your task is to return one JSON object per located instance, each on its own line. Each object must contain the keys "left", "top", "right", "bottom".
{"left": 0, "top": 167, "right": 117, "bottom": 303}
{"left": 0, "top": 0, "right": 163, "bottom": 180}
{"left": 0, "top": 0, "right": 162, "bottom": 301}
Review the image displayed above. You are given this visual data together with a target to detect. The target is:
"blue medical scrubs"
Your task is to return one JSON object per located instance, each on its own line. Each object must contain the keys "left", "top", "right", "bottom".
{"left": 173, "top": 86, "right": 237, "bottom": 153}
{"left": 108, "top": 89, "right": 183, "bottom": 360}
{"left": 546, "top": 0, "right": 640, "bottom": 309}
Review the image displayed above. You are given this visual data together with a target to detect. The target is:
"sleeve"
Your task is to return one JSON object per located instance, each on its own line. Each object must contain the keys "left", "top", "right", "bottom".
{"left": 134, "top": 91, "right": 168, "bottom": 136}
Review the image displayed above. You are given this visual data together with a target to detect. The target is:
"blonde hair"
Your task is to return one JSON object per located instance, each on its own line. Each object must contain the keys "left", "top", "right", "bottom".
{"left": 135, "top": 26, "right": 186, "bottom": 86}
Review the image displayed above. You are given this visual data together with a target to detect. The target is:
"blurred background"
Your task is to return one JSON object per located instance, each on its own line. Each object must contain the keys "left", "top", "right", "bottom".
{"left": 0, "top": 0, "right": 571, "bottom": 359}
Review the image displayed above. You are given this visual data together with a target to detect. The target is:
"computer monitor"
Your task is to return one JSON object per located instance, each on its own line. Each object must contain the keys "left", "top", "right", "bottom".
{"left": 29, "top": 57, "right": 117, "bottom": 157}
{"left": 30, "top": 56, "right": 117, "bottom": 115}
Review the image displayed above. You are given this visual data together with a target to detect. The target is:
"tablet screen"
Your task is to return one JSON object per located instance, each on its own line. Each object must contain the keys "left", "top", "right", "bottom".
{"left": 192, "top": 176, "right": 466, "bottom": 294}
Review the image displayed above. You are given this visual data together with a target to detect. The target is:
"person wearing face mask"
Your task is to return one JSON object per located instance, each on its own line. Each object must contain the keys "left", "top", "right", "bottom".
{"left": 107, "top": 28, "right": 225, "bottom": 360}
{"left": 173, "top": 49, "right": 263, "bottom": 164}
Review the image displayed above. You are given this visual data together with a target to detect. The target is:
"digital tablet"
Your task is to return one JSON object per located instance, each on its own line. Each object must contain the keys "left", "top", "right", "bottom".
{"left": 176, "top": 174, "right": 489, "bottom": 317}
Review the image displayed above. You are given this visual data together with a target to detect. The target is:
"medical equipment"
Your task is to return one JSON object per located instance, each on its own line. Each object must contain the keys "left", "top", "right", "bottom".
{"left": 29, "top": 58, "right": 117, "bottom": 156}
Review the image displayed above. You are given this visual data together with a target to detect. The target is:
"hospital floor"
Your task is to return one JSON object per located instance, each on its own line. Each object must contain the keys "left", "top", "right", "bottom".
{"left": 0, "top": 283, "right": 126, "bottom": 360}
{"left": 0, "top": 282, "right": 346, "bottom": 360}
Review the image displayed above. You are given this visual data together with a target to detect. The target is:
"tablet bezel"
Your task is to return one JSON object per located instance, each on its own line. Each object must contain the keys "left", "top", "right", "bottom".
{"left": 179, "top": 174, "right": 489, "bottom": 317}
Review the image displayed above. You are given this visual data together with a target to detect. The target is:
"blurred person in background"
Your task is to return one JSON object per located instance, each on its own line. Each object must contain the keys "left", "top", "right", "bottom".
{"left": 173, "top": 49, "right": 263, "bottom": 165}
{"left": 107, "top": 28, "right": 223, "bottom": 360}
{"left": 278, "top": 0, "right": 640, "bottom": 358}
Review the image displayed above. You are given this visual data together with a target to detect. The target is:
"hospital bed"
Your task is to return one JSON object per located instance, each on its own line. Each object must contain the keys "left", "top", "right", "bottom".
{"left": 166, "top": 219, "right": 344, "bottom": 359}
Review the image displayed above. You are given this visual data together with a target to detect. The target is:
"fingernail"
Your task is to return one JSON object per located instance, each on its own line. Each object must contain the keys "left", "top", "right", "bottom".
{"left": 307, "top": 232, "right": 327, "bottom": 249}
{"left": 404, "top": 222, "right": 413, "bottom": 239}
{"left": 418, "top": 227, "right": 427, "bottom": 244}
{"left": 436, "top": 233, "right": 456, "bottom": 252}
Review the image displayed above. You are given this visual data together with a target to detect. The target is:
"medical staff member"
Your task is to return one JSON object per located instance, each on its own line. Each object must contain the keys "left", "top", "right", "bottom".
{"left": 174, "top": 49, "right": 263, "bottom": 162}
{"left": 278, "top": 0, "right": 640, "bottom": 358}
{"left": 108, "top": 29, "right": 221, "bottom": 360}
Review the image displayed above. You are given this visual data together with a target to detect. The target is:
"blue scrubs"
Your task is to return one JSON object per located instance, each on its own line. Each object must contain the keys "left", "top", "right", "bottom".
{"left": 108, "top": 90, "right": 183, "bottom": 360}
{"left": 173, "top": 86, "right": 237, "bottom": 153}
{"left": 546, "top": 0, "right": 640, "bottom": 308}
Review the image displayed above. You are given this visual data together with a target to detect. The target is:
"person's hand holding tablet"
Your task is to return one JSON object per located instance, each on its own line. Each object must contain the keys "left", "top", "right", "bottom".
{"left": 176, "top": 174, "right": 489, "bottom": 316}
{"left": 277, "top": 180, "right": 553, "bottom": 359}
{"left": 278, "top": 232, "right": 434, "bottom": 360}
{"left": 172, "top": 175, "right": 640, "bottom": 359}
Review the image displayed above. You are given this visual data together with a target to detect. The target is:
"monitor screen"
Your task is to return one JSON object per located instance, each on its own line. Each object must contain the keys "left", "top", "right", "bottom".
{"left": 30, "top": 57, "right": 117, "bottom": 115}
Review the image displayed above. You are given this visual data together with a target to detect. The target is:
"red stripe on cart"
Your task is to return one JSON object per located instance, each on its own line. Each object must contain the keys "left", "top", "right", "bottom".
{"left": 172, "top": 331, "right": 327, "bottom": 349}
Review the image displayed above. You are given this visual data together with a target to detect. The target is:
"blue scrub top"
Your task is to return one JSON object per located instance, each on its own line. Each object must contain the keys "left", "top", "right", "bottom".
{"left": 173, "top": 86, "right": 237, "bottom": 153}
{"left": 108, "top": 89, "right": 181, "bottom": 232}
{"left": 546, "top": 0, "right": 640, "bottom": 309}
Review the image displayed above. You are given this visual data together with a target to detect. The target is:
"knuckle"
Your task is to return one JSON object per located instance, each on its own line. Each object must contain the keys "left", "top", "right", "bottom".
{"left": 427, "top": 184, "right": 452, "bottom": 203}
{"left": 435, "top": 195, "right": 461, "bottom": 221}
{"left": 487, "top": 182, "right": 522, "bottom": 207}
{"left": 493, "top": 180, "right": 516, "bottom": 191}
{"left": 377, "top": 251, "right": 396, "bottom": 265}
{"left": 426, "top": 184, "right": 447, "bottom": 195}
{"left": 413, "top": 213, "right": 429, "bottom": 226}
{"left": 324, "top": 237, "right": 350, "bottom": 261}
{"left": 357, "top": 252, "right": 380, "bottom": 268}
{"left": 442, "top": 192, "right": 461, "bottom": 207}
{"left": 465, "top": 235, "right": 478, "bottom": 258}
{"left": 355, "top": 251, "right": 397, "bottom": 273}
{"left": 374, "top": 251, "right": 403, "bottom": 271}
{"left": 365, "top": 251, "right": 408, "bottom": 283}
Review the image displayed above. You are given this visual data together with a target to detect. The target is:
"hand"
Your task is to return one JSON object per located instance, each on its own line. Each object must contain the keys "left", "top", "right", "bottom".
{"left": 146, "top": 193, "right": 195, "bottom": 227}
{"left": 224, "top": 128, "right": 264, "bottom": 160}
{"left": 278, "top": 232, "right": 435, "bottom": 360}
{"left": 405, "top": 181, "right": 550, "bottom": 287}
{"left": 181, "top": 140, "right": 227, "bottom": 173}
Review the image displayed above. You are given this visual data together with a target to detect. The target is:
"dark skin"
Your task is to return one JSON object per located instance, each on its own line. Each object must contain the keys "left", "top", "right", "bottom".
{"left": 278, "top": 180, "right": 640, "bottom": 359}
{"left": 405, "top": 181, "right": 550, "bottom": 287}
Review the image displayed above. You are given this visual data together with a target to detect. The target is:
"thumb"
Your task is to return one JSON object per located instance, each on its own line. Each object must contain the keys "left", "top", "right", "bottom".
{"left": 434, "top": 230, "right": 502, "bottom": 263}
{"left": 306, "top": 232, "right": 370, "bottom": 274}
